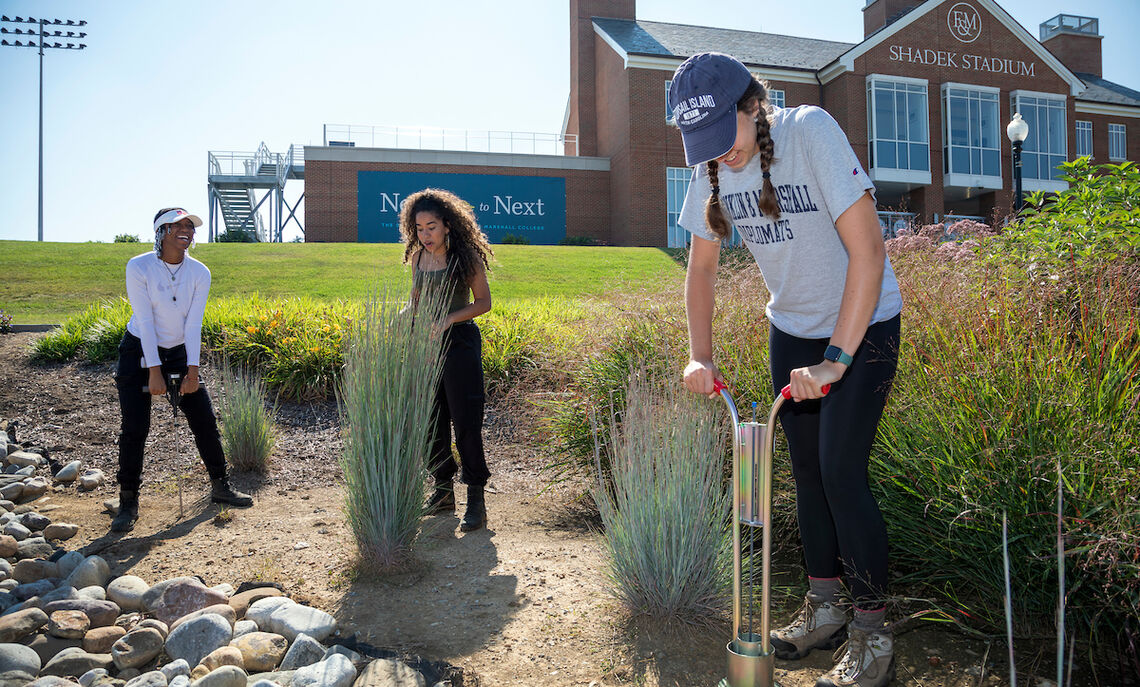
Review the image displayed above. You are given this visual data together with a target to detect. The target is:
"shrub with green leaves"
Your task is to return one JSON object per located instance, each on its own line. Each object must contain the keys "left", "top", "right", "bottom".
{"left": 593, "top": 369, "right": 730, "bottom": 621}
{"left": 216, "top": 362, "right": 276, "bottom": 473}
{"left": 113, "top": 234, "right": 140, "bottom": 243}
{"left": 338, "top": 287, "right": 447, "bottom": 569}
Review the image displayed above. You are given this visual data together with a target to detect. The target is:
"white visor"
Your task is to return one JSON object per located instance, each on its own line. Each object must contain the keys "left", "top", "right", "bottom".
{"left": 153, "top": 209, "right": 203, "bottom": 232}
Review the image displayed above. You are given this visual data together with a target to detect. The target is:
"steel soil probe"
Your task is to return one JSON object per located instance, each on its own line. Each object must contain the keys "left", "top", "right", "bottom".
{"left": 714, "top": 379, "right": 828, "bottom": 687}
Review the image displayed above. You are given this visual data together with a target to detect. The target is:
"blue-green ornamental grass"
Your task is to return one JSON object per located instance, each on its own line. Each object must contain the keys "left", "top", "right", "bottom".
{"left": 593, "top": 370, "right": 731, "bottom": 622}
{"left": 337, "top": 287, "right": 447, "bottom": 569}
{"left": 215, "top": 361, "right": 277, "bottom": 474}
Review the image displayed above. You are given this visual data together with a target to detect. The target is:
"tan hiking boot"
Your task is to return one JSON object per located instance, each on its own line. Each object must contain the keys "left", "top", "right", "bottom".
{"left": 770, "top": 592, "right": 848, "bottom": 659}
{"left": 815, "top": 627, "right": 895, "bottom": 687}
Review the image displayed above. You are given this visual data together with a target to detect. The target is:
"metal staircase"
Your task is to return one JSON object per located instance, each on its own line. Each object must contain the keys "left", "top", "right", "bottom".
{"left": 206, "top": 142, "right": 306, "bottom": 242}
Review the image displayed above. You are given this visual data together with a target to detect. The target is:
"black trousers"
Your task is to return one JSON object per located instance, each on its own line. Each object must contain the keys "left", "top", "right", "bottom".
{"left": 769, "top": 314, "right": 900, "bottom": 608}
{"left": 428, "top": 321, "right": 490, "bottom": 488}
{"left": 114, "top": 332, "right": 227, "bottom": 492}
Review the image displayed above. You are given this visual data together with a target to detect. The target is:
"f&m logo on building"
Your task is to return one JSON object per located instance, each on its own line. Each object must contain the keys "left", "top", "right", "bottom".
{"left": 948, "top": 2, "right": 982, "bottom": 43}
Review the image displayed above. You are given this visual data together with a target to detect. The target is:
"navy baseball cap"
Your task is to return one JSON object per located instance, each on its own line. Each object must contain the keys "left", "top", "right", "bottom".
{"left": 669, "top": 53, "right": 754, "bottom": 166}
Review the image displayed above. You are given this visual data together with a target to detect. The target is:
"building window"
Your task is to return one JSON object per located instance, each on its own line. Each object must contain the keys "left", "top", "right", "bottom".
{"left": 666, "top": 167, "right": 691, "bottom": 248}
{"left": 942, "top": 85, "right": 1001, "bottom": 180}
{"left": 867, "top": 77, "right": 929, "bottom": 172}
{"left": 768, "top": 89, "right": 785, "bottom": 109}
{"left": 1109, "top": 123, "right": 1127, "bottom": 161}
{"left": 1075, "top": 120, "right": 1092, "bottom": 158}
{"left": 1012, "top": 93, "right": 1066, "bottom": 181}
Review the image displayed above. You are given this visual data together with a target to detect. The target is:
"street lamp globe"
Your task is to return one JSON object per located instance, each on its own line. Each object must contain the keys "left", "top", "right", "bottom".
{"left": 1007, "top": 113, "right": 1029, "bottom": 143}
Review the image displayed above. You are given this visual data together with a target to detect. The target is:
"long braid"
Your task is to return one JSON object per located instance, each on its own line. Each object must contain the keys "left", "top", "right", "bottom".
{"left": 704, "top": 160, "right": 732, "bottom": 240}
{"left": 755, "top": 112, "right": 780, "bottom": 219}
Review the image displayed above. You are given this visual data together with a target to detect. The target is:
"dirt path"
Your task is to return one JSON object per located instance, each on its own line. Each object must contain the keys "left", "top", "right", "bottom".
{"left": 0, "top": 332, "right": 1009, "bottom": 686}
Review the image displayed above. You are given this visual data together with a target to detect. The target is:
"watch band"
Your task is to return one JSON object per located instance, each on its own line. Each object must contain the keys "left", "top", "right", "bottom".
{"left": 824, "top": 345, "right": 853, "bottom": 367}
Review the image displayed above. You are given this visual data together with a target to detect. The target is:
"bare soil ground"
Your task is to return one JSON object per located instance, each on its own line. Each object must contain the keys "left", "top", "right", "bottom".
{"left": 0, "top": 331, "right": 1020, "bottom": 686}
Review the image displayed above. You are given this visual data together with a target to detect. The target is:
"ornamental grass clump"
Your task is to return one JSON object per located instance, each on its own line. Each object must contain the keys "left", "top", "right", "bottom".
{"left": 593, "top": 370, "right": 731, "bottom": 622}
{"left": 338, "top": 286, "right": 447, "bottom": 569}
{"left": 216, "top": 362, "right": 276, "bottom": 474}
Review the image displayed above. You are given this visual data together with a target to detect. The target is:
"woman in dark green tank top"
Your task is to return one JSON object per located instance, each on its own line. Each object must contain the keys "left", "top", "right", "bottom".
{"left": 399, "top": 188, "right": 495, "bottom": 532}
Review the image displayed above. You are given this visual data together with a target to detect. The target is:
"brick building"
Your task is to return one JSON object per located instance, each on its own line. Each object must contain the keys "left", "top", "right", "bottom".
{"left": 304, "top": 0, "right": 1139, "bottom": 245}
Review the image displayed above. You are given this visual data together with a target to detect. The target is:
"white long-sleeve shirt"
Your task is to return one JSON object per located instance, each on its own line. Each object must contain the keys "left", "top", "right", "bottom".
{"left": 124, "top": 252, "right": 211, "bottom": 367}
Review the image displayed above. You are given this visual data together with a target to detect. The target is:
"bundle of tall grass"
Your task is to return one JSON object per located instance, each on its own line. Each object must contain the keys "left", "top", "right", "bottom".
{"left": 593, "top": 369, "right": 731, "bottom": 622}
{"left": 338, "top": 287, "right": 447, "bottom": 569}
{"left": 215, "top": 361, "right": 276, "bottom": 473}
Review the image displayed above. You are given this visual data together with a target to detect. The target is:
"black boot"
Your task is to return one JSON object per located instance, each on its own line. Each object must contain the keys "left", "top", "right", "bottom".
{"left": 211, "top": 478, "right": 253, "bottom": 507}
{"left": 424, "top": 482, "right": 456, "bottom": 514}
{"left": 110, "top": 490, "right": 139, "bottom": 532}
{"left": 460, "top": 485, "right": 487, "bottom": 532}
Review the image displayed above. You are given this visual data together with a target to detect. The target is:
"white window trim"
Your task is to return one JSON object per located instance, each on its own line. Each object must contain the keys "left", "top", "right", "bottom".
{"left": 1023, "top": 178, "right": 1069, "bottom": 193}
{"left": 943, "top": 82, "right": 1001, "bottom": 95}
{"left": 943, "top": 173, "right": 1003, "bottom": 190}
{"left": 869, "top": 168, "right": 932, "bottom": 185}
{"left": 1109, "top": 123, "right": 1127, "bottom": 161}
{"left": 1012, "top": 92, "right": 1068, "bottom": 181}
{"left": 941, "top": 83, "right": 1001, "bottom": 181}
{"left": 867, "top": 73, "right": 928, "bottom": 87}
{"left": 1010, "top": 89, "right": 1067, "bottom": 101}
{"left": 867, "top": 76, "right": 931, "bottom": 177}
{"left": 1075, "top": 120, "right": 1093, "bottom": 158}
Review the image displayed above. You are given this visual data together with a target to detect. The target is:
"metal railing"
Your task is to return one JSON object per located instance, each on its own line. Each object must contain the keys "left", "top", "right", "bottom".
{"left": 322, "top": 124, "right": 579, "bottom": 156}
{"left": 877, "top": 211, "right": 918, "bottom": 239}
{"left": 208, "top": 151, "right": 260, "bottom": 177}
{"left": 1040, "top": 14, "right": 1098, "bottom": 41}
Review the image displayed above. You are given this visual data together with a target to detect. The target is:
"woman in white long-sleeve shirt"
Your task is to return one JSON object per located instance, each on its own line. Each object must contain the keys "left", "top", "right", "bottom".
{"left": 111, "top": 207, "right": 253, "bottom": 532}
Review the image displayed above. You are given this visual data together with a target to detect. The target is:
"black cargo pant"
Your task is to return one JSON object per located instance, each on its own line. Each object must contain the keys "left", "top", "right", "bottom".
{"left": 115, "top": 332, "right": 227, "bottom": 493}
{"left": 428, "top": 321, "right": 490, "bottom": 488}
{"left": 769, "top": 314, "right": 900, "bottom": 609}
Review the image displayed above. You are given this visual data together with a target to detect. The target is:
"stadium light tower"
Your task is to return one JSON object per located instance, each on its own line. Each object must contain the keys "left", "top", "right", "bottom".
{"left": 1, "top": 15, "right": 89, "bottom": 241}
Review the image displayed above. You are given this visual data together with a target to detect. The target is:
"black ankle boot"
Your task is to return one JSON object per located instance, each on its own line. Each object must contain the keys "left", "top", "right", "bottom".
{"left": 460, "top": 485, "right": 487, "bottom": 532}
{"left": 211, "top": 478, "right": 253, "bottom": 507}
{"left": 110, "top": 490, "right": 139, "bottom": 532}
{"left": 424, "top": 483, "right": 456, "bottom": 514}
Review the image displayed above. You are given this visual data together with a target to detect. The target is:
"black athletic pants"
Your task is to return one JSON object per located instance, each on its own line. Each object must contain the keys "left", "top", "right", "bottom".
{"left": 428, "top": 321, "right": 490, "bottom": 488}
{"left": 115, "top": 332, "right": 227, "bottom": 493}
{"left": 769, "top": 314, "right": 900, "bottom": 608}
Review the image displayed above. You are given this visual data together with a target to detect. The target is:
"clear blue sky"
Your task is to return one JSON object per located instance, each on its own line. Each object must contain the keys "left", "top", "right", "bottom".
{"left": 2, "top": 0, "right": 1137, "bottom": 243}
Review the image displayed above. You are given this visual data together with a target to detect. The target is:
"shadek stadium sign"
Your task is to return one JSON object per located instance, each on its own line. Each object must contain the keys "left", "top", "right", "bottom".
{"left": 887, "top": 46, "right": 1036, "bottom": 77}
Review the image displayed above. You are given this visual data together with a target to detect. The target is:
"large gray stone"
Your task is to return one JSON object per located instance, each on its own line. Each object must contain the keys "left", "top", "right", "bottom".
{"left": 0, "top": 607, "right": 48, "bottom": 642}
{"left": 111, "top": 627, "right": 165, "bottom": 670}
{"left": 16, "top": 536, "right": 54, "bottom": 560}
{"left": 5, "top": 452, "right": 42, "bottom": 468}
{"left": 160, "top": 658, "right": 190, "bottom": 680}
{"left": 323, "top": 644, "right": 366, "bottom": 669}
{"left": 43, "top": 523, "right": 79, "bottom": 541}
{"left": 168, "top": 604, "right": 235, "bottom": 634}
{"left": 0, "top": 642, "right": 40, "bottom": 682}
{"left": 164, "top": 614, "right": 232, "bottom": 668}
{"left": 277, "top": 632, "right": 326, "bottom": 670}
{"left": 123, "top": 669, "right": 167, "bottom": 687}
{"left": 77, "top": 585, "right": 107, "bottom": 602}
{"left": 107, "top": 575, "right": 149, "bottom": 612}
{"left": 43, "top": 598, "right": 120, "bottom": 628}
{"left": 353, "top": 659, "right": 427, "bottom": 687}
{"left": 0, "top": 522, "right": 28, "bottom": 541}
{"left": 229, "top": 631, "right": 287, "bottom": 673}
{"left": 12, "top": 559, "right": 57, "bottom": 584}
{"left": 78, "top": 668, "right": 110, "bottom": 687}
{"left": 40, "top": 646, "right": 113, "bottom": 677}
{"left": 26, "top": 677, "right": 82, "bottom": 687}
{"left": 264, "top": 603, "right": 336, "bottom": 642}
{"left": 65, "top": 556, "right": 111, "bottom": 590}
{"left": 230, "top": 620, "right": 257, "bottom": 639}
{"left": 142, "top": 578, "right": 228, "bottom": 626}
{"left": 38, "top": 585, "right": 78, "bottom": 606}
{"left": 55, "top": 551, "right": 84, "bottom": 580}
{"left": 290, "top": 654, "right": 356, "bottom": 687}
{"left": 19, "top": 477, "right": 48, "bottom": 501}
{"left": 11, "top": 578, "right": 57, "bottom": 602}
{"left": 242, "top": 597, "right": 294, "bottom": 629}
{"left": 245, "top": 671, "right": 295, "bottom": 687}
{"left": 19, "top": 632, "right": 83, "bottom": 665}
{"left": 18, "top": 512, "right": 51, "bottom": 532}
{"left": 189, "top": 665, "right": 246, "bottom": 687}
{"left": 53, "top": 461, "right": 82, "bottom": 483}
{"left": 78, "top": 469, "right": 105, "bottom": 492}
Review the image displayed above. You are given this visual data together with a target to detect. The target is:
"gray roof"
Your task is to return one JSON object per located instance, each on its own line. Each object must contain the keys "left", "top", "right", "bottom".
{"left": 592, "top": 18, "right": 853, "bottom": 72}
{"left": 1075, "top": 73, "right": 1140, "bottom": 108}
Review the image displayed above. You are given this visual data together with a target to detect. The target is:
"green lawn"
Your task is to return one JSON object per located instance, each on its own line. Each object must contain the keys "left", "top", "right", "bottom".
{"left": 0, "top": 241, "right": 683, "bottom": 323}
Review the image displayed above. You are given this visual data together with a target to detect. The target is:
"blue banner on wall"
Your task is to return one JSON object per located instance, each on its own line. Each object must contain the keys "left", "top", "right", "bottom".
{"left": 357, "top": 171, "right": 567, "bottom": 244}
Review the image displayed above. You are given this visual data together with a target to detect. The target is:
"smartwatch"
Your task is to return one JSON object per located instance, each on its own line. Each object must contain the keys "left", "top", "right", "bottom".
{"left": 823, "top": 345, "right": 853, "bottom": 367}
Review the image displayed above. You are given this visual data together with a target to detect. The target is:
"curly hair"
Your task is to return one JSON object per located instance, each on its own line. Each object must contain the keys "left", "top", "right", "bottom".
{"left": 705, "top": 77, "right": 779, "bottom": 240}
{"left": 399, "top": 188, "right": 494, "bottom": 287}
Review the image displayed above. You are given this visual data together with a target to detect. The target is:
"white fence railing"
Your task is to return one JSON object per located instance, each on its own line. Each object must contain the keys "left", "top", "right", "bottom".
{"left": 322, "top": 124, "right": 579, "bottom": 156}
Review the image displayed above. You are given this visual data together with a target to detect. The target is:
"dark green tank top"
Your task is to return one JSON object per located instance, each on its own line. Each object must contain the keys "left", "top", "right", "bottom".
{"left": 413, "top": 260, "right": 470, "bottom": 316}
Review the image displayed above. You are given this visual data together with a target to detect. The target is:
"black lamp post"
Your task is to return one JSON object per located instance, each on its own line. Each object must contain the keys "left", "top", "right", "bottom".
{"left": 1006, "top": 112, "right": 1029, "bottom": 215}
{"left": 1, "top": 15, "right": 88, "bottom": 241}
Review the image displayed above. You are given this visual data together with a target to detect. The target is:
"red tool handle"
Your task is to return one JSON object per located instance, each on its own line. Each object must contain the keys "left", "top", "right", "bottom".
{"left": 713, "top": 379, "right": 728, "bottom": 393}
{"left": 780, "top": 383, "right": 830, "bottom": 399}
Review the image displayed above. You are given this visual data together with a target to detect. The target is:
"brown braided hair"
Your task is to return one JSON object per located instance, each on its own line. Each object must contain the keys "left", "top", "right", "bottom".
{"left": 704, "top": 78, "right": 780, "bottom": 240}
{"left": 399, "top": 188, "right": 494, "bottom": 288}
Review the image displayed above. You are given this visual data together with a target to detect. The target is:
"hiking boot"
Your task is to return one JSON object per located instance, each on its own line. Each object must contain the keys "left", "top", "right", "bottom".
{"left": 815, "top": 627, "right": 895, "bottom": 687}
{"left": 110, "top": 490, "right": 139, "bottom": 532}
{"left": 424, "top": 483, "right": 456, "bottom": 514}
{"left": 459, "top": 484, "right": 487, "bottom": 532}
{"left": 771, "top": 592, "right": 848, "bottom": 660}
{"left": 211, "top": 478, "right": 253, "bottom": 507}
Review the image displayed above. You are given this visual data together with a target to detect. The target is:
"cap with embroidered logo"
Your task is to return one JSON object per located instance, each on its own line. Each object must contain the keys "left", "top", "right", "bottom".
{"left": 668, "top": 52, "right": 754, "bottom": 167}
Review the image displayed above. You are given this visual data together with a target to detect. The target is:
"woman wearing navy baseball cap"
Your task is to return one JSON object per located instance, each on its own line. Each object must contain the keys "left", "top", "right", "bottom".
{"left": 672, "top": 53, "right": 903, "bottom": 687}
{"left": 110, "top": 207, "right": 254, "bottom": 532}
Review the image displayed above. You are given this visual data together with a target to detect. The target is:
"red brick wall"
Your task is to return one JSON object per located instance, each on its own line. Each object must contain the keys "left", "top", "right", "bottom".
{"left": 568, "top": 0, "right": 635, "bottom": 156}
{"left": 1082, "top": 115, "right": 1139, "bottom": 163}
{"left": 1042, "top": 34, "right": 1102, "bottom": 78}
{"left": 305, "top": 160, "right": 611, "bottom": 244}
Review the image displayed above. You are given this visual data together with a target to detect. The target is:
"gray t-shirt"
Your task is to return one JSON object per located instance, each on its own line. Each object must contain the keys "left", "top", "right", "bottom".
{"left": 679, "top": 105, "right": 903, "bottom": 339}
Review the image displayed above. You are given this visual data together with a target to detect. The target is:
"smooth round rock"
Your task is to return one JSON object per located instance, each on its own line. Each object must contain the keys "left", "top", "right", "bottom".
{"left": 53, "top": 461, "right": 82, "bottom": 483}
{"left": 19, "top": 477, "right": 48, "bottom": 501}
{"left": 83, "top": 625, "right": 126, "bottom": 654}
{"left": 124, "top": 669, "right": 167, "bottom": 687}
{"left": 5, "top": 452, "right": 42, "bottom": 468}
{"left": 18, "top": 512, "right": 50, "bottom": 532}
{"left": 164, "top": 614, "right": 232, "bottom": 668}
{"left": 229, "top": 631, "right": 287, "bottom": 673}
{"left": 190, "top": 665, "right": 246, "bottom": 687}
{"left": 43, "top": 599, "right": 120, "bottom": 628}
{"left": 107, "top": 576, "right": 149, "bottom": 612}
{"left": 354, "top": 658, "right": 427, "bottom": 687}
{"left": 48, "top": 609, "right": 90, "bottom": 638}
{"left": 198, "top": 645, "right": 243, "bottom": 672}
{"left": 0, "top": 607, "right": 48, "bottom": 642}
{"left": 18, "top": 632, "right": 83, "bottom": 665}
{"left": 0, "top": 535, "right": 16, "bottom": 558}
{"left": 142, "top": 577, "right": 228, "bottom": 627}
{"left": 54, "top": 551, "right": 84, "bottom": 580}
{"left": 291, "top": 654, "right": 356, "bottom": 687}
{"left": 40, "top": 647, "right": 113, "bottom": 677}
{"left": 65, "top": 556, "right": 111, "bottom": 590}
{"left": 278, "top": 632, "right": 325, "bottom": 671}
{"left": 12, "top": 559, "right": 56, "bottom": 584}
{"left": 111, "top": 627, "right": 165, "bottom": 670}
{"left": 226, "top": 587, "right": 284, "bottom": 620}
{"left": 169, "top": 604, "right": 235, "bottom": 634}
{"left": 0, "top": 642, "right": 41, "bottom": 682}
{"left": 137, "top": 618, "right": 168, "bottom": 639}
{"left": 242, "top": 597, "right": 294, "bottom": 628}
{"left": 16, "top": 536, "right": 54, "bottom": 560}
{"left": 231, "top": 620, "right": 257, "bottom": 639}
{"left": 265, "top": 603, "right": 336, "bottom": 642}
{"left": 76, "top": 586, "right": 107, "bottom": 602}
{"left": 43, "top": 523, "right": 79, "bottom": 541}
{"left": 78, "top": 469, "right": 105, "bottom": 492}
{"left": 160, "top": 657, "right": 190, "bottom": 680}
{"left": 1, "top": 522, "right": 29, "bottom": 542}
